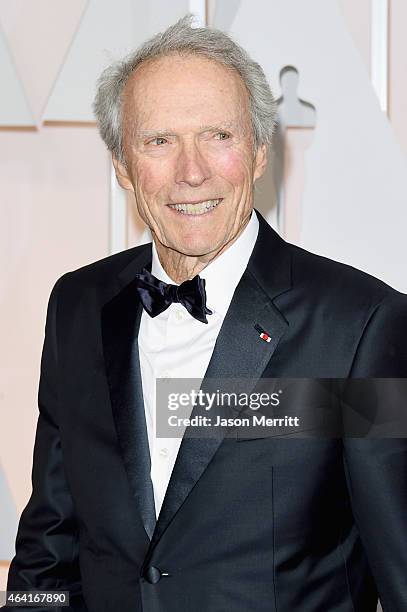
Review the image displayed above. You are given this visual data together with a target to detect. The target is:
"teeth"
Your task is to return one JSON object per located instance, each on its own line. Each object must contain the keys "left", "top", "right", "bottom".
{"left": 168, "top": 199, "right": 222, "bottom": 215}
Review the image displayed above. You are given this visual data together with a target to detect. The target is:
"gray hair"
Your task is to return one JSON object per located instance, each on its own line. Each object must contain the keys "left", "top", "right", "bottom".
{"left": 93, "top": 14, "right": 277, "bottom": 164}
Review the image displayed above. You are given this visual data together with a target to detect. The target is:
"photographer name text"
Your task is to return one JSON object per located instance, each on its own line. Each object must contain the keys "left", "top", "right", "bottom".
{"left": 167, "top": 415, "right": 300, "bottom": 427}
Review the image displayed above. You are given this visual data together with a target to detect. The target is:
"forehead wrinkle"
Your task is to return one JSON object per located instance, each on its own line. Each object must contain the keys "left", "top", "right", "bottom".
{"left": 122, "top": 59, "right": 253, "bottom": 145}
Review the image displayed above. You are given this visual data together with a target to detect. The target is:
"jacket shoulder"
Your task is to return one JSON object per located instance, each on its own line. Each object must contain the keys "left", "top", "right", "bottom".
{"left": 53, "top": 242, "right": 152, "bottom": 292}
{"left": 288, "top": 241, "right": 406, "bottom": 308}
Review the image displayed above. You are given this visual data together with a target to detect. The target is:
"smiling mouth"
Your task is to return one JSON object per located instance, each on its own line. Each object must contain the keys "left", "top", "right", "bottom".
{"left": 167, "top": 199, "right": 222, "bottom": 215}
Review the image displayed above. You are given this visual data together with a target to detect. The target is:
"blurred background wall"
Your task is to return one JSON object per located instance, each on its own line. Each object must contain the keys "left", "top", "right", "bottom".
{"left": 1, "top": 3, "right": 406, "bottom": 609}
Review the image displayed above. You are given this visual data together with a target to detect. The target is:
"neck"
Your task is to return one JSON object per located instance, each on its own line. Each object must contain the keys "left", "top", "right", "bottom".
{"left": 153, "top": 213, "right": 252, "bottom": 284}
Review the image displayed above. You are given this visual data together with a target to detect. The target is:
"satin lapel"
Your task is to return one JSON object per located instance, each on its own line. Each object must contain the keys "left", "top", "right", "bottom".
{"left": 101, "top": 246, "right": 156, "bottom": 540}
{"left": 149, "top": 213, "right": 292, "bottom": 550}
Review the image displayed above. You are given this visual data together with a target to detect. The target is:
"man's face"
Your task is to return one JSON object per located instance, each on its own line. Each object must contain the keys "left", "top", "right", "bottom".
{"left": 114, "top": 53, "right": 267, "bottom": 258}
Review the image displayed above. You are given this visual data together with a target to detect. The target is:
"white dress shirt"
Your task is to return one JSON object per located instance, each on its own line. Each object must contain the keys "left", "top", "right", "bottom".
{"left": 138, "top": 210, "right": 259, "bottom": 517}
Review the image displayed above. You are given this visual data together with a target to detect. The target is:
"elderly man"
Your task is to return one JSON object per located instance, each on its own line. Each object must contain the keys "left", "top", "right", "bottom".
{"left": 5, "top": 14, "right": 407, "bottom": 612}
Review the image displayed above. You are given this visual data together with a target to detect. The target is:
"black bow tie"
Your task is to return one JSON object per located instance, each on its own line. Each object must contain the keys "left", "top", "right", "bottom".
{"left": 133, "top": 267, "right": 213, "bottom": 324}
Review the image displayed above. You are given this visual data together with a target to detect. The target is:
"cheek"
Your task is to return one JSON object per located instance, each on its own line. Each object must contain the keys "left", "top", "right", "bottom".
{"left": 134, "top": 161, "right": 170, "bottom": 199}
{"left": 213, "top": 149, "right": 252, "bottom": 187}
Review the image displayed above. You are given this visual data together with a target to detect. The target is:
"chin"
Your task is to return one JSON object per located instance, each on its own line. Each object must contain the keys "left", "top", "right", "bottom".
{"left": 162, "top": 230, "right": 216, "bottom": 255}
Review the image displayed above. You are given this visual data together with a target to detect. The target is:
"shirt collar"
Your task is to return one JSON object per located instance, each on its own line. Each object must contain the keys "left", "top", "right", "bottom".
{"left": 151, "top": 209, "right": 259, "bottom": 317}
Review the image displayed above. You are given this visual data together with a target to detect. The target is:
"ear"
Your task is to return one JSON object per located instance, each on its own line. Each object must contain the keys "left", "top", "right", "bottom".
{"left": 253, "top": 144, "right": 268, "bottom": 182}
{"left": 112, "top": 155, "right": 135, "bottom": 192}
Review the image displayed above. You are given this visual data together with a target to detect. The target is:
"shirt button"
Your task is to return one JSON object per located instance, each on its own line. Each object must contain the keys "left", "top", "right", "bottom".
{"left": 159, "top": 447, "right": 169, "bottom": 457}
{"left": 175, "top": 308, "right": 186, "bottom": 321}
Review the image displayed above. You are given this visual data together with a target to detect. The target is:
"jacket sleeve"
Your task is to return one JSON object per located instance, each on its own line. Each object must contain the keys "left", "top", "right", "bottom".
{"left": 3, "top": 276, "right": 87, "bottom": 612}
{"left": 343, "top": 292, "right": 407, "bottom": 612}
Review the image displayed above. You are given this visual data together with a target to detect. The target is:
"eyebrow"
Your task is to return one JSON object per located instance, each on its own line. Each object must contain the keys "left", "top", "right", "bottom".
{"left": 135, "top": 121, "right": 240, "bottom": 138}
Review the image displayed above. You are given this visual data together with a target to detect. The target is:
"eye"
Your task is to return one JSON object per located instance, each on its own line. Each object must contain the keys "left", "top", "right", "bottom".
{"left": 147, "top": 137, "right": 168, "bottom": 146}
{"left": 214, "top": 132, "right": 230, "bottom": 141}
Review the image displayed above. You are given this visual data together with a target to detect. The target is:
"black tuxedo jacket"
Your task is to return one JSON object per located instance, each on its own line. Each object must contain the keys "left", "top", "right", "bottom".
{"left": 5, "top": 210, "right": 407, "bottom": 611}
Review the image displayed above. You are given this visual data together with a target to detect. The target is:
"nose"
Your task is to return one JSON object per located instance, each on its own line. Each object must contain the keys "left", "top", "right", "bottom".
{"left": 174, "top": 139, "right": 211, "bottom": 188}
